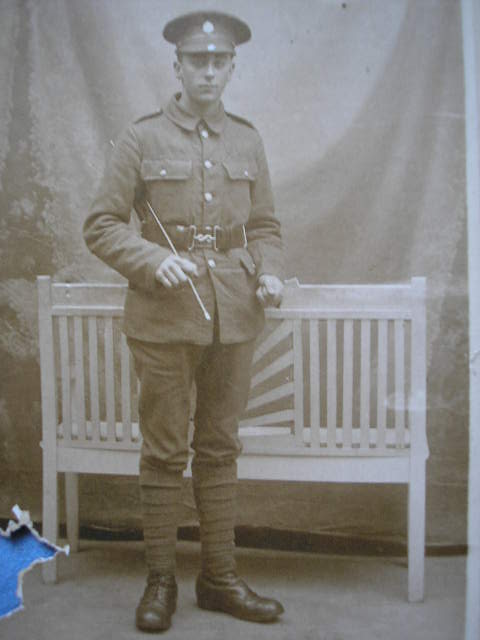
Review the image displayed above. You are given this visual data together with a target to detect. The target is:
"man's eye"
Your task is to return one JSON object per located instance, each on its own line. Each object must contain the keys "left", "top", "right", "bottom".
{"left": 189, "top": 56, "right": 207, "bottom": 68}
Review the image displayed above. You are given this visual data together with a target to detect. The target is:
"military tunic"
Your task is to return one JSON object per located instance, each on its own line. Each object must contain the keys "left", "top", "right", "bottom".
{"left": 84, "top": 94, "right": 283, "bottom": 345}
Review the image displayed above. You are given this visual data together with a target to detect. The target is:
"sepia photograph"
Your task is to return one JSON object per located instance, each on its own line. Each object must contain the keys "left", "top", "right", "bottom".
{"left": 0, "top": 1, "right": 478, "bottom": 638}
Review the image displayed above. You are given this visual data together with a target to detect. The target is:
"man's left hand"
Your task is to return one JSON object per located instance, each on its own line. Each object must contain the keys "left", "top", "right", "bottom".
{"left": 256, "top": 275, "right": 284, "bottom": 308}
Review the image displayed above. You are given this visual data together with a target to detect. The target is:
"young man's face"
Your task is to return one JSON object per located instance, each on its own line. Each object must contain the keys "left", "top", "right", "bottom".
{"left": 174, "top": 52, "right": 235, "bottom": 108}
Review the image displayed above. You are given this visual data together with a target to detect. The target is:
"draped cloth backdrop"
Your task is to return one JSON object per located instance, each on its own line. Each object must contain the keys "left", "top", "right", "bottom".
{"left": 0, "top": 0, "right": 468, "bottom": 547}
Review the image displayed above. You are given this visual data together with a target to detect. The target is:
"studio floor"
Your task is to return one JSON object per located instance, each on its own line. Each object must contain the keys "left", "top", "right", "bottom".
{"left": 1, "top": 540, "right": 465, "bottom": 640}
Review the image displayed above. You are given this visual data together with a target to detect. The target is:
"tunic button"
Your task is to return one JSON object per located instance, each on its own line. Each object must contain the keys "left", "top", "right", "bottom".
{"left": 160, "top": 169, "right": 167, "bottom": 176}
{"left": 207, "top": 259, "right": 216, "bottom": 268}
{"left": 244, "top": 169, "right": 249, "bottom": 177}
{"left": 204, "top": 160, "right": 213, "bottom": 169}
{"left": 204, "top": 192, "right": 213, "bottom": 202}
{"left": 201, "top": 129, "right": 209, "bottom": 139}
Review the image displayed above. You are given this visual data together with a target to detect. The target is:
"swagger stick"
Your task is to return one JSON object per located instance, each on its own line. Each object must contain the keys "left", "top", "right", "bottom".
{"left": 145, "top": 200, "right": 211, "bottom": 321}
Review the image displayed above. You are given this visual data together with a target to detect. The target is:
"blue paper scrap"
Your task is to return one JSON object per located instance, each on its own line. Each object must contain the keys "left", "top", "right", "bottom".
{"left": 0, "top": 505, "right": 69, "bottom": 619}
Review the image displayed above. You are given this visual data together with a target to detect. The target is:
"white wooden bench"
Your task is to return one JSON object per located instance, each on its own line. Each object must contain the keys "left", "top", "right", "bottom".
{"left": 37, "top": 276, "right": 428, "bottom": 601}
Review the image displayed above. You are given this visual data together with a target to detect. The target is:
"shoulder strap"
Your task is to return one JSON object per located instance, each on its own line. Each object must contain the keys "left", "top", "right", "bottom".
{"left": 134, "top": 108, "right": 163, "bottom": 124}
{"left": 225, "top": 110, "right": 256, "bottom": 130}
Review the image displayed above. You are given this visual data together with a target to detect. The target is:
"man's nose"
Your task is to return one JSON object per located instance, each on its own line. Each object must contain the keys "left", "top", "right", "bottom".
{"left": 205, "top": 63, "right": 215, "bottom": 78}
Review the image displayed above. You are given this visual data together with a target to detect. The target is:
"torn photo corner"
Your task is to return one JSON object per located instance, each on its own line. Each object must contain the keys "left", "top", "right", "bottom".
{"left": 0, "top": 504, "right": 69, "bottom": 619}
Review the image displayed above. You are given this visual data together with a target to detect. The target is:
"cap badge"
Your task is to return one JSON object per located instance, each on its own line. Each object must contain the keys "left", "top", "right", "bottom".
{"left": 202, "top": 20, "right": 214, "bottom": 33}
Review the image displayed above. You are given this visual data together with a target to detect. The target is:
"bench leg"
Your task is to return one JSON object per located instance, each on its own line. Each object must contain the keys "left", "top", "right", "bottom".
{"left": 42, "top": 463, "right": 58, "bottom": 583}
{"left": 408, "top": 458, "right": 426, "bottom": 602}
{"left": 65, "top": 472, "right": 79, "bottom": 552}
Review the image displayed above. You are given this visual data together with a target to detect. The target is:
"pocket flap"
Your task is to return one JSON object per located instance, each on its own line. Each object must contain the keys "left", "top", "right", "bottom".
{"left": 141, "top": 158, "right": 193, "bottom": 181}
{"left": 223, "top": 159, "right": 257, "bottom": 181}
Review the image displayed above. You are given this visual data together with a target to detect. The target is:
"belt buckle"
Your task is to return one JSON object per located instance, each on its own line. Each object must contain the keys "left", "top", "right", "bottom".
{"left": 192, "top": 225, "right": 215, "bottom": 250}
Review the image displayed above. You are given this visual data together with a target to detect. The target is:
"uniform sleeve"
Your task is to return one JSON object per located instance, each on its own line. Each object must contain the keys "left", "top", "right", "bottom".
{"left": 246, "top": 134, "right": 284, "bottom": 281}
{"left": 83, "top": 126, "right": 170, "bottom": 290}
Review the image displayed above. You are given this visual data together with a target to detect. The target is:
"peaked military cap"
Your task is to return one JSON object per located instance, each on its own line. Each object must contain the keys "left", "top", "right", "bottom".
{"left": 163, "top": 11, "right": 251, "bottom": 54}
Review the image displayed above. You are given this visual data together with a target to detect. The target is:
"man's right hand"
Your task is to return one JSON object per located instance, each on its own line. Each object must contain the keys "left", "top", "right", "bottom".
{"left": 155, "top": 255, "right": 199, "bottom": 288}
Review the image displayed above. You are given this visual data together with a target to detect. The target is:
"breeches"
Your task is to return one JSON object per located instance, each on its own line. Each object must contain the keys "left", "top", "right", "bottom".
{"left": 127, "top": 334, "right": 256, "bottom": 483}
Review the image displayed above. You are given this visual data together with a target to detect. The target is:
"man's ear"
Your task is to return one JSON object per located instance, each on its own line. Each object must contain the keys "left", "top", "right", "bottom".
{"left": 227, "top": 60, "right": 235, "bottom": 82}
{"left": 174, "top": 60, "right": 182, "bottom": 81}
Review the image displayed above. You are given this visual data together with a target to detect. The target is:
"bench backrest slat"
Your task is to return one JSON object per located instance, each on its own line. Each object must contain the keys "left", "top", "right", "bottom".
{"left": 395, "top": 319, "right": 406, "bottom": 448}
{"left": 104, "top": 317, "right": 116, "bottom": 442}
{"left": 58, "top": 316, "right": 72, "bottom": 443}
{"left": 293, "top": 319, "right": 304, "bottom": 445}
{"left": 120, "top": 334, "right": 133, "bottom": 441}
{"left": 326, "top": 319, "right": 337, "bottom": 448}
{"left": 342, "top": 319, "right": 354, "bottom": 448}
{"left": 252, "top": 318, "right": 292, "bottom": 365}
{"left": 250, "top": 349, "right": 294, "bottom": 388}
{"left": 51, "top": 282, "right": 127, "bottom": 307}
{"left": 360, "top": 319, "right": 371, "bottom": 448}
{"left": 73, "top": 316, "right": 87, "bottom": 441}
{"left": 88, "top": 316, "right": 101, "bottom": 442}
{"left": 309, "top": 319, "right": 320, "bottom": 448}
{"left": 245, "top": 382, "right": 295, "bottom": 412}
{"left": 239, "top": 409, "right": 295, "bottom": 430}
{"left": 376, "top": 319, "right": 388, "bottom": 450}
{"left": 275, "top": 281, "right": 415, "bottom": 313}
{"left": 409, "top": 278, "right": 428, "bottom": 457}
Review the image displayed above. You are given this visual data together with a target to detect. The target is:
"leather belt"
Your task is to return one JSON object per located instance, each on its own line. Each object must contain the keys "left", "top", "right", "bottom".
{"left": 160, "top": 224, "right": 247, "bottom": 252}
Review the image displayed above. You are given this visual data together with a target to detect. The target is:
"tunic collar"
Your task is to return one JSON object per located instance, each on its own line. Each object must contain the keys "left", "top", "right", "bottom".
{"left": 164, "top": 93, "right": 226, "bottom": 134}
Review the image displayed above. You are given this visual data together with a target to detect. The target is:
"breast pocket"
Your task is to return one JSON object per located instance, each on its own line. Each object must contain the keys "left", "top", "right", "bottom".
{"left": 141, "top": 158, "right": 193, "bottom": 221}
{"left": 222, "top": 159, "right": 257, "bottom": 221}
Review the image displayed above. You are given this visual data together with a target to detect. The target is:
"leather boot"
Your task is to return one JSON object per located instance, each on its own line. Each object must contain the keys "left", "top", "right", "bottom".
{"left": 135, "top": 572, "right": 178, "bottom": 632}
{"left": 196, "top": 572, "right": 284, "bottom": 623}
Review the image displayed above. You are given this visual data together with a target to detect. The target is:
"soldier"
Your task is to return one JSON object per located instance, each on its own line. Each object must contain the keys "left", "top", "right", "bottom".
{"left": 83, "top": 10, "right": 285, "bottom": 632}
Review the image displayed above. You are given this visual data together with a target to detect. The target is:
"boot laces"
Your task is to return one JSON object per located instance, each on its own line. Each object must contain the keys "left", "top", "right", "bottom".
{"left": 143, "top": 573, "right": 177, "bottom": 603}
